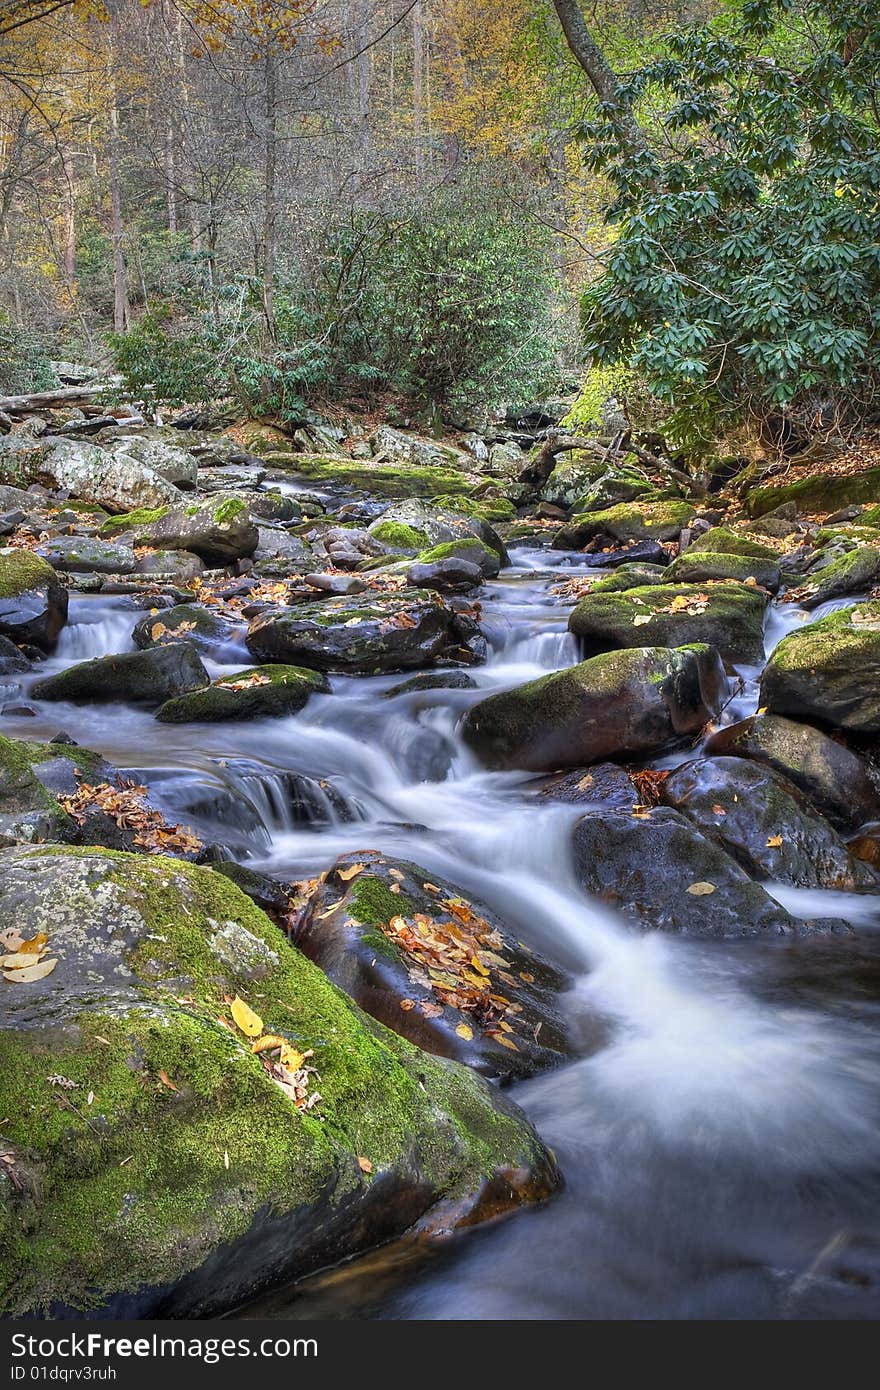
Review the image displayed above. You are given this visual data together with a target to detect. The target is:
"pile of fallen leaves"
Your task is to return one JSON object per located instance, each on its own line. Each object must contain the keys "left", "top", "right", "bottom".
{"left": 220, "top": 994, "right": 320, "bottom": 1112}
{"left": 0, "top": 926, "right": 56, "bottom": 984}
{"left": 57, "top": 777, "right": 202, "bottom": 856}
{"left": 628, "top": 767, "right": 670, "bottom": 811}
{"left": 372, "top": 879, "right": 526, "bottom": 1050}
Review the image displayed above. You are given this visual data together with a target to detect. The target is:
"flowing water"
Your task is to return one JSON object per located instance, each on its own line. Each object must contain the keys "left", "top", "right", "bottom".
{"left": 4, "top": 547, "right": 880, "bottom": 1320}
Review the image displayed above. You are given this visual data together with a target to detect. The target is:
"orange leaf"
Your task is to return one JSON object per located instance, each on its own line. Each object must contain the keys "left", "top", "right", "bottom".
{"left": 158, "top": 1069, "right": 179, "bottom": 1092}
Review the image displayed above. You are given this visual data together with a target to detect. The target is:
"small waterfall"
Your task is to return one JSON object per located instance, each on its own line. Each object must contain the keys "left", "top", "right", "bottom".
{"left": 55, "top": 605, "right": 136, "bottom": 662}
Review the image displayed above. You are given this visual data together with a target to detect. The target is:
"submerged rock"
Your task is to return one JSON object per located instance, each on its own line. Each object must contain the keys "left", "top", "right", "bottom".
{"left": 661, "top": 757, "right": 875, "bottom": 890}
{"left": 31, "top": 642, "right": 210, "bottom": 706}
{"left": 568, "top": 581, "right": 769, "bottom": 664}
{"left": 295, "top": 852, "right": 571, "bottom": 1081}
{"left": 246, "top": 590, "right": 456, "bottom": 675}
{"left": 0, "top": 847, "right": 559, "bottom": 1317}
{"left": 571, "top": 806, "right": 846, "bottom": 937}
{"left": 760, "top": 602, "right": 880, "bottom": 733}
{"left": 461, "top": 645, "right": 726, "bottom": 773}
{"left": 0, "top": 549, "right": 68, "bottom": 651}
{"left": 787, "top": 545, "right": 880, "bottom": 609}
{"left": 156, "top": 666, "right": 329, "bottom": 723}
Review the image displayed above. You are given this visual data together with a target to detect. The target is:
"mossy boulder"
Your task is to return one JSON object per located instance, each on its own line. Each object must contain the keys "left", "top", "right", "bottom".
{"left": 100, "top": 506, "right": 169, "bottom": 537}
{"left": 661, "top": 756, "right": 874, "bottom": 890}
{"left": 132, "top": 603, "right": 237, "bottom": 659}
{"left": 128, "top": 495, "right": 259, "bottom": 564}
{"left": 460, "top": 644, "right": 726, "bottom": 773}
{"left": 785, "top": 545, "right": 880, "bottom": 609}
{"left": 35, "top": 536, "right": 136, "bottom": 576}
{"left": 665, "top": 550, "right": 781, "bottom": 592}
{"left": 31, "top": 642, "right": 210, "bottom": 707}
{"left": 246, "top": 591, "right": 456, "bottom": 675}
{"left": 0, "top": 437, "right": 180, "bottom": 513}
{"left": 760, "top": 602, "right": 880, "bottom": 732}
{"left": 156, "top": 666, "right": 329, "bottom": 723}
{"left": 572, "top": 806, "right": 845, "bottom": 938}
{"left": 266, "top": 454, "right": 474, "bottom": 498}
{"left": 746, "top": 467, "right": 880, "bottom": 519}
{"left": 0, "top": 846, "right": 558, "bottom": 1317}
{"left": 703, "top": 713, "right": 880, "bottom": 831}
{"left": 374, "top": 500, "right": 507, "bottom": 562}
{"left": 431, "top": 494, "right": 515, "bottom": 524}
{"left": 416, "top": 537, "right": 501, "bottom": 580}
{"left": 587, "top": 563, "right": 669, "bottom": 593}
{"left": 0, "top": 548, "right": 68, "bottom": 651}
{"left": 686, "top": 526, "right": 778, "bottom": 559}
{"left": 553, "top": 500, "right": 695, "bottom": 549}
{"left": 134, "top": 550, "right": 204, "bottom": 581}
{"left": 295, "top": 852, "right": 571, "bottom": 1082}
{"left": 367, "top": 520, "right": 429, "bottom": 553}
{"left": 0, "top": 732, "right": 106, "bottom": 843}
{"left": 568, "top": 581, "right": 769, "bottom": 664}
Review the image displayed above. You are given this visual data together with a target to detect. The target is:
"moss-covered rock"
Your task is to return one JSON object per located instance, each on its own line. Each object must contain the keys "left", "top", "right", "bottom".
{"left": 264, "top": 453, "right": 475, "bottom": 498}
{"left": 686, "top": 526, "right": 779, "bottom": 559}
{"left": 367, "top": 520, "right": 429, "bottom": 552}
{"left": 31, "top": 642, "right": 210, "bottom": 707}
{"left": 416, "top": 537, "right": 501, "bottom": 579}
{"left": 0, "top": 733, "right": 106, "bottom": 842}
{"left": 587, "top": 563, "right": 669, "bottom": 593}
{"left": 126, "top": 495, "right": 259, "bottom": 564}
{"left": 0, "top": 847, "right": 558, "bottom": 1317}
{"left": 132, "top": 603, "right": 237, "bottom": 658}
{"left": 568, "top": 581, "right": 769, "bottom": 664}
{"left": 785, "top": 545, "right": 880, "bottom": 609}
{"left": 553, "top": 500, "right": 695, "bottom": 549}
{"left": 665, "top": 550, "right": 781, "bottom": 592}
{"left": 100, "top": 506, "right": 169, "bottom": 537}
{"left": 373, "top": 500, "right": 507, "bottom": 562}
{"left": 432, "top": 494, "right": 515, "bottom": 524}
{"left": 746, "top": 467, "right": 880, "bottom": 519}
{"left": 295, "top": 852, "right": 571, "bottom": 1081}
{"left": 35, "top": 536, "right": 136, "bottom": 576}
{"left": 760, "top": 602, "right": 880, "bottom": 732}
{"left": 156, "top": 665, "right": 329, "bottom": 723}
{"left": 0, "top": 548, "right": 68, "bottom": 650}
{"left": 461, "top": 644, "right": 726, "bottom": 773}
{"left": 246, "top": 591, "right": 456, "bottom": 675}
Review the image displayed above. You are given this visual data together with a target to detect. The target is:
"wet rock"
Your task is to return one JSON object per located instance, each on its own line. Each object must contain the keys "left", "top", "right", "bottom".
{"left": 461, "top": 644, "right": 726, "bottom": 773}
{"left": 414, "top": 537, "right": 501, "bottom": 580}
{"left": 760, "top": 602, "right": 880, "bottom": 733}
{"left": 367, "top": 518, "right": 430, "bottom": 553}
{"left": 0, "top": 846, "right": 558, "bottom": 1317}
{"left": 135, "top": 549, "right": 205, "bottom": 580}
{"left": 31, "top": 642, "right": 210, "bottom": 706}
{"left": 295, "top": 852, "right": 571, "bottom": 1081}
{"left": 0, "top": 731, "right": 108, "bottom": 843}
{"left": 375, "top": 500, "right": 507, "bottom": 563}
{"left": 246, "top": 590, "right": 456, "bottom": 675}
{"left": 407, "top": 557, "right": 483, "bottom": 592}
{"left": 666, "top": 550, "right": 781, "bottom": 592}
{"left": 571, "top": 806, "right": 846, "bottom": 937}
{"left": 211, "top": 860, "right": 293, "bottom": 919}
{"left": 536, "top": 763, "right": 637, "bottom": 810}
{"left": 35, "top": 536, "right": 136, "bottom": 575}
{"left": 587, "top": 563, "right": 669, "bottom": 593}
{"left": 554, "top": 500, "right": 695, "bottom": 549}
{"left": 156, "top": 666, "right": 329, "bottom": 723}
{"left": 132, "top": 603, "right": 238, "bottom": 659}
{"left": 385, "top": 671, "right": 477, "bottom": 698}
{"left": 569, "top": 581, "right": 769, "bottom": 664}
{"left": 661, "top": 757, "right": 875, "bottom": 889}
{"left": 786, "top": 545, "right": 880, "bottom": 609}
{"left": 0, "top": 549, "right": 68, "bottom": 651}
{"left": 246, "top": 490, "right": 298, "bottom": 522}
{"left": 580, "top": 539, "right": 670, "bottom": 569}
{"left": 0, "top": 635, "right": 30, "bottom": 674}
{"left": 195, "top": 466, "right": 267, "bottom": 492}
{"left": 253, "top": 526, "right": 313, "bottom": 570}
{"left": 303, "top": 572, "right": 367, "bottom": 596}
{"left": 703, "top": 713, "right": 880, "bottom": 831}
{"left": 133, "top": 495, "right": 259, "bottom": 564}
{"left": 686, "top": 526, "right": 779, "bottom": 559}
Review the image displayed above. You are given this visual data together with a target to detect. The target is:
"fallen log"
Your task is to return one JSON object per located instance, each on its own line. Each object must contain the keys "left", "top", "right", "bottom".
{"left": 518, "top": 430, "right": 707, "bottom": 499}
{"left": 0, "top": 385, "right": 105, "bottom": 414}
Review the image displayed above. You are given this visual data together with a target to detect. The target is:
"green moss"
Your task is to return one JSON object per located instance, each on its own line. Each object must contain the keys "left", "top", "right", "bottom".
{"left": 155, "top": 665, "right": 329, "bottom": 723}
{"left": 793, "top": 545, "right": 880, "bottom": 605}
{"left": 265, "top": 454, "right": 473, "bottom": 498}
{"left": 561, "top": 499, "right": 695, "bottom": 546}
{"left": 433, "top": 494, "right": 516, "bottom": 523}
{"left": 746, "top": 467, "right": 880, "bottom": 519}
{"left": 666, "top": 551, "right": 780, "bottom": 587}
{"left": 100, "top": 506, "right": 168, "bottom": 536}
{"left": 568, "top": 580, "right": 769, "bottom": 663}
{"left": 687, "top": 525, "right": 778, "bottom": 559}
{"left": 349, "top": 874, "right": 415, "bottom": 924}
{"left": 0, "top": 848, "right": 551, "bottom": 1314}
{"left": 417, "top": 538, "right": 497, "bottom": 573}
{"left": 370, "top": 521, "right": 428, "bottom": 550}
{"left": 213, "top": 497, "right": 246, "bottom": 524}
{"left": 0, "top": 548, "right": 58, "bottom": 599}
{"left": 0, "top": 732, "right": 106, "bottom": 841}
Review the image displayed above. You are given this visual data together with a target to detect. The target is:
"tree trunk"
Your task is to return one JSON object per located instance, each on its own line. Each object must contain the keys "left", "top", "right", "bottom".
{"left": 261, "top": 48, "right": 279, "bottom": 340}
{"left": 412, "top": 0, "right": 425, "bottom": 182}
{"left": 108, "top": 63, "right": 128, "bottom": 333}
{"left": 62, "top": 147, "right": 76, "bottom": 290}
{"left": 551, "top": 0, "right": 647, "bottom": 158}
{"left": 165, "top": 124, "right": 177, "bottom": 234}
{"left": 356, "top": 0, "right": 371, "bottom": 170}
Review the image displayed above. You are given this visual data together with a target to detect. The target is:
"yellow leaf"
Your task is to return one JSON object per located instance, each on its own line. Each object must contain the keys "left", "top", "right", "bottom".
{"left": 230, "top": 996, "right": 264, "bottom": 1038}
{"left": 20, "top": 932, "right": 48, "bottom": 953}
{"left": 150, "top": 622, "right": 168, "bottom": 640}
{"left": 0, "top": 952, "right": 42, "bottom": 970}
{"left": 280, "top": 1044, "right": 305, "bottom": 1071}
{"left": 389, "top": 915, "right": 409, "bottom": 933}
{"left": 686, "top": 882, "right": 716, "bottom": 896}
{"left": 455, "top": 1022, "right": 473, "bottom": 1041}
{"left": 766, "top": 835, "right": 783, "bottom": 848}
{"left": 158, "top": 1069, "right": 179, "bottom": 1092}
{"left": 337, "top": 863, "right": 365, "bottom": 882}
{"left": 357, "top": 1155, "right": 373, "bottom": 1174}
{"left": 495, "top": 1034, "right": 520, "bottom": 1051}
{"left": 3, "top": 958, "right": 57, "bottom": 982}
{"left": 470, "top": 954, "right": 490, "bottom": 976}
{"left": 251, "top": 1033, "right": 287, "bottom": 1054}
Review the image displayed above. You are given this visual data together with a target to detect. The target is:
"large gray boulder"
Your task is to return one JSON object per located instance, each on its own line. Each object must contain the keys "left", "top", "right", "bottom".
{"left": 109, "top": 436, "right": 198, "bottom": 490}
{"left": 761, "top": 601, "right": 880, "bottom": 733}
{"left": 568, "top": 581, "right": 769, "bottom": 664}
{"left": 0, "top": 437, "right": 181, "bottom": 513}
{"left": 35, "top": 536, "right": 135, "bottom": 575}
{"left": 131, "top": 495, "right": 259, "bottom": 564}
{"left": 31, "top": 642, "right": 210, "bottom": 706}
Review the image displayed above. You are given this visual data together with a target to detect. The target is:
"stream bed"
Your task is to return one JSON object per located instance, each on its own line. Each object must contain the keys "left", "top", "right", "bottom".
{"left": 4, "top": 544, "right": 880, "bottom": 1320}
